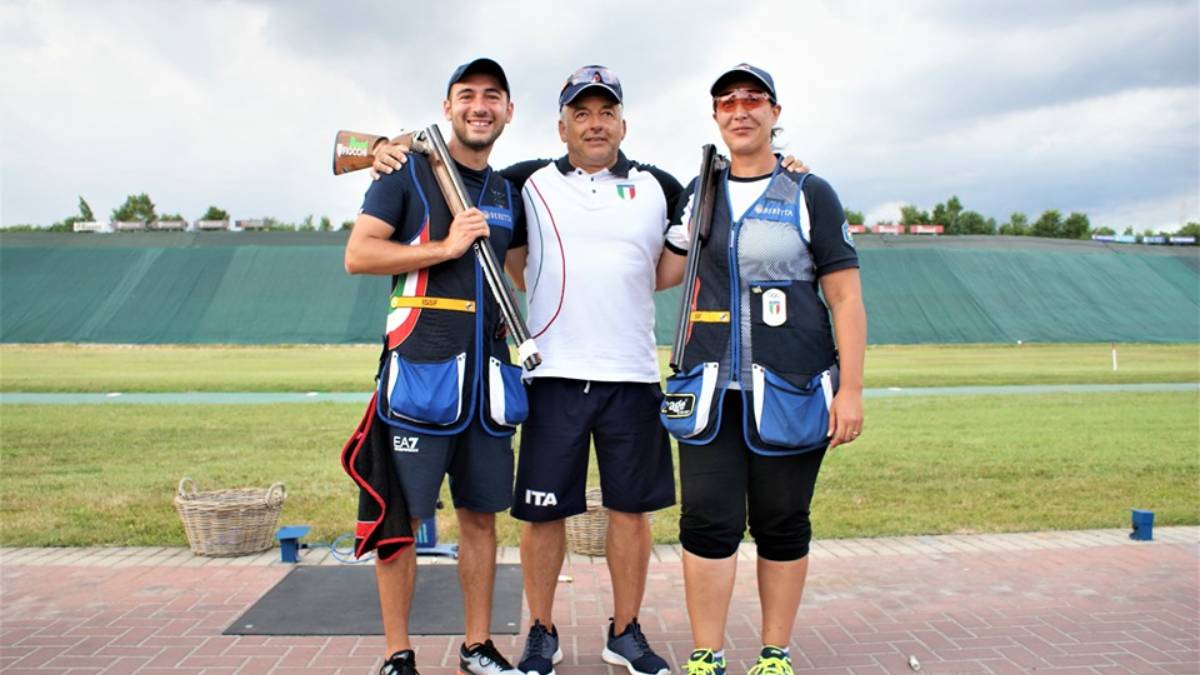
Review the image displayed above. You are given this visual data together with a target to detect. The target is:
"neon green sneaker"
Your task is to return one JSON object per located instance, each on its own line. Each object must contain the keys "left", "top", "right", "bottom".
{"left": 747, "top": 646, "right": 792, "bottom": 675}
{"left": 685, "top": 649, "right": 725, "bottom": 675}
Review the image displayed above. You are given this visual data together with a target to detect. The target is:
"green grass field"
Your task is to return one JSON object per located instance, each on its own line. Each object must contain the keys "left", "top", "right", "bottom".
{"left": 1, "top": 343, "right": 1196, "bottom": 548}
{"left": 1, "top": 391, "right": 1196, "bottom": 548}
{"left": 1, "top": 343, "right": 1196, "bottom": 392}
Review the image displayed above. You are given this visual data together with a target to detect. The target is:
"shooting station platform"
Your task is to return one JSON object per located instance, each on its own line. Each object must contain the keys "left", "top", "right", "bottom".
{"left": 2, "top": 527, "right": 1196, "bottom": 674}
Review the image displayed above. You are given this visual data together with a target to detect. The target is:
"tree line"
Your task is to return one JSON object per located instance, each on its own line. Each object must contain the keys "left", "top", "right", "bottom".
{"left": 3, "top": 193, "right": 354, "bottom": 232}
{"left": 843, "top": 196, "right": 1200, "bottom": 239}
{"left": 6, "top": 192, "right": 1198, "bottom": 240}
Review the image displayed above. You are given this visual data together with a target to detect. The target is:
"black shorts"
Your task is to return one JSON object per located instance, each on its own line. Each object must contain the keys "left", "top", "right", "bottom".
{"left": 388, "top": 418, "right": 514, "bottom": 520}
{"left": 679, "top": 391, "right": 825, "bottom": 561}
{"left": 511, "top": 378, "right": 676, "bottom": 522}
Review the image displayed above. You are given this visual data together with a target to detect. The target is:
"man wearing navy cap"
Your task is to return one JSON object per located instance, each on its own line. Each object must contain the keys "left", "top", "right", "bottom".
{"left": 345, "top": 57, "right": 525, "bottom": 675}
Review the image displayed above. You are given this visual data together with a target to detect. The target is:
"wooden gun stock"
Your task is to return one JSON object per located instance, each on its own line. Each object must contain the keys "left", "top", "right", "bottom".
{"left": 332, "top": 130, "right": 392, "bottom": 175}
{"left": 668, "top": 144, "right": 728, "bottom": 374}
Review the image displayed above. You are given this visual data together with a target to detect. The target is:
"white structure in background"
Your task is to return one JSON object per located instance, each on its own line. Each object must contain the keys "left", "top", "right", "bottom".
{"left": 153, "top": 219, "right": 187, "bottom": 231}
{"left": 72, "top": 221, "right": 110, "bottom": 233}
{"left": 237, "top": 219, "right": 266, "bottom": 231}
{"left": 112, "top": 220, "right": 146, "bottom": 232}
{"left": 196, "top": 219, "right": 230, "bottom": 231}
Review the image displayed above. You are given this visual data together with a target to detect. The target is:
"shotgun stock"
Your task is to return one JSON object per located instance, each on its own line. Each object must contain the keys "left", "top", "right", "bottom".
{"left": 332, "top": 130, "right": 392, "bottom": 175}
{"left": 668, "top": 144, "right": 728, "bottom": 374}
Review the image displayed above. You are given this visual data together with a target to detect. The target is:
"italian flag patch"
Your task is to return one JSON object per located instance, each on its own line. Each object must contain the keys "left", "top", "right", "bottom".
{"left": 616, "top": 184, "right": 636, "bottom": 200}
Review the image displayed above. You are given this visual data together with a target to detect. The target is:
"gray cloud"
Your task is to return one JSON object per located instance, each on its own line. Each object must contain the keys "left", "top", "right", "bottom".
{"left": 0, "top": 0, "right": 1196, "bottom": 232}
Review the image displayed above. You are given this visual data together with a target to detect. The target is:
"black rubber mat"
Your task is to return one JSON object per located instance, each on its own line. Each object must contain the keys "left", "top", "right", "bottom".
{"left": 224, "top": 564, "right": 523, "bottom": 636}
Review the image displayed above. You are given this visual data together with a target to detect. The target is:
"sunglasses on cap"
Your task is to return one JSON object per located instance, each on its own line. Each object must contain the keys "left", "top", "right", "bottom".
{"left": 713, "top": 89, "right": 774, "bottom": 113}
{"left": 562, "top": 65, "right": 620, "bottom": 91}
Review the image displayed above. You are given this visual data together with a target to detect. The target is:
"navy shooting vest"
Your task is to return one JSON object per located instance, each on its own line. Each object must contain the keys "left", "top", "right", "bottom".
{"left": 661, "top": 161, "right": 838, "bottom": 455}
{"left": 375, "top": 154, "right": 527, "bottom": 438}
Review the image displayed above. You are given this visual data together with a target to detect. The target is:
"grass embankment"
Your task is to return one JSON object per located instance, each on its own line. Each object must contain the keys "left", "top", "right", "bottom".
{"left": 0, "top": 343, "right": 1196, "bottom": 392}
{"left": 2, "top": 391, "right": 1196, "bottom": 547}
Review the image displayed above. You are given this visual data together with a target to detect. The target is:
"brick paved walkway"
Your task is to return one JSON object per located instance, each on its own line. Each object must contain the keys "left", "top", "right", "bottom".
{"left": 1, "top": 528, "right": 1196, "bottom": 674}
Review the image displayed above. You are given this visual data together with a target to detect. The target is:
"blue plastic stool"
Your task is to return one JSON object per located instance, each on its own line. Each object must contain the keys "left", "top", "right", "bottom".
{"left": 1130, "top": 509, "right": 1154, "bottom": 541}
{"left": 277, "top": 525, "right": 311, "bottom": 563}
{"left": 416, "top": 516, "right": 458, "bottom": 558}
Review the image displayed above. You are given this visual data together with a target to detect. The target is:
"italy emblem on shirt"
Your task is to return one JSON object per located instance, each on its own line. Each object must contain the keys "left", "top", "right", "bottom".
{"left": 616, "top": 184, "right": 636, "bottom": 200}
{"left": 763, "top": 288, "right": 787, "bottom": 327}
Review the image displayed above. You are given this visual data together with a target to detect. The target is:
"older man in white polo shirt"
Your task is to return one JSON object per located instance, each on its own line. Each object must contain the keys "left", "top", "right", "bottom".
{"left": 498, "top": 66, "right": 679, "bottom": 675}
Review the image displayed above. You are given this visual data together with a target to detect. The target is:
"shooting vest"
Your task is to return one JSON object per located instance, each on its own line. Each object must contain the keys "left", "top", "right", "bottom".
{"left": 375, "top": 155, "right": 527, "bottom": 438}
{"left": 662, "top": 162, "right": 838, "bottom": 455}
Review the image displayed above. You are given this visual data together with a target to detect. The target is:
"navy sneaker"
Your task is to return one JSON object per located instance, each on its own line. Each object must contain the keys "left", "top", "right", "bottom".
{"left": 460, "top": 640, "right": 520, "bottom": 675}
{"left": 380, "top": 649, "right": 418, "bottom": 675}
{"left": 601, "top": 618, "right": 670, "bottom": 675}
{"left": 517, "top": 619, "right": 563, "bottom": 675}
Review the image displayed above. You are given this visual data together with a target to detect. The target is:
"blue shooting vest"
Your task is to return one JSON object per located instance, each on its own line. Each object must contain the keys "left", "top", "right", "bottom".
{"left": 376, "top": 155, "right": 527, "bottom": 438}
{"left": 661, "top": 161, "right": 838, "bottom": 455}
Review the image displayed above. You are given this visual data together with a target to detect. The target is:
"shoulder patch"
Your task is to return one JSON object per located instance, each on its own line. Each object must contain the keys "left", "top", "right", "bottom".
{"left": 841, "top": 220, "right": 855, "bottom": 248}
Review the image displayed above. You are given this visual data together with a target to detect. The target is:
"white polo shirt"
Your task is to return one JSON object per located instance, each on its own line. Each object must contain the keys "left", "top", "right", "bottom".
{"left": 518, "top": 153, "right": 680, "bottom": 383}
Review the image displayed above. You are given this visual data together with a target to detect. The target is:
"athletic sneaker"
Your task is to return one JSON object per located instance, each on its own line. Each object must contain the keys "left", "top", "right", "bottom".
{"left": 380, "top": 649, "right": 418, "bottom": 675}
{"left": 459, "top": 639, "right": 521, "bottom": 675}
{"left": 747, "top": 646, "right": 792, "bottom": 675}
{"left": 685, "top": 649, "right": 725, "bottom": 675}
{"left": 601, "top": 618, "right": 670, "bottom": 675}
{"left": 517, "top": 619, "right": 563, "bottom": 675}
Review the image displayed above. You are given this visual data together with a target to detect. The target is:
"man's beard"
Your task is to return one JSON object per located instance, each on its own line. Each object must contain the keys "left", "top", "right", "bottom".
{"left": 454, "top": 118, "right": 502, "bottom": 151}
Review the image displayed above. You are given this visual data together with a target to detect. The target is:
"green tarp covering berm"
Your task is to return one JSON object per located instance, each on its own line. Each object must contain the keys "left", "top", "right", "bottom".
{"left": 2, "top": 232, "right": 1196, "bottom": 345}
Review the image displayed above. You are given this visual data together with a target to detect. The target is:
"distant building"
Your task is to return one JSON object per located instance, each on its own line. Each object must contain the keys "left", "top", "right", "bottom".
{"left": 113, "top": 220, "right": 146, "bottom": 232}
{"left": 237, "top": 219, "right": 266, "bottom": 230}
{"left": 153, "top": 220, "right": 187, "bottom": 231}
{"left": 196, "top": 219, "right": 230, "bottom": 231}
{"left": 908, "top": 224, "right": 944, "bottom": 235}
{"left": 73, "top": 221, "right": 110, "bottom": 233}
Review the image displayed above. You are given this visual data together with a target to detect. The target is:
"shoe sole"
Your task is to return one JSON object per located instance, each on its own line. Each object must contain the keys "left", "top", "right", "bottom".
{"left": 521, "top": 647, "right": 564, "bottom": 675}
{"left": 460, "top": 661, "right": 529, "bottom": 675}
{"left": 601, "top": 647, "right": 670, "bottom": 675}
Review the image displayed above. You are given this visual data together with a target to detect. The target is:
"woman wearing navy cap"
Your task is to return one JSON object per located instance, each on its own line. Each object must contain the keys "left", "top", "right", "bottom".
{"left": 661, "top": 64, "right": 867, "bottom": 675}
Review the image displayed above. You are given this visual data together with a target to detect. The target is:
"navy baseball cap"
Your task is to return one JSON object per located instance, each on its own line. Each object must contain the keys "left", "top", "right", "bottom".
{"left": 710, "top": 63, "right": 776, "bottom": 101}
{"left": 558, "top": 65, "right": 623, "bottom": 107}
{"left": 447, "top": 58, "right": 510, "bottom": 96}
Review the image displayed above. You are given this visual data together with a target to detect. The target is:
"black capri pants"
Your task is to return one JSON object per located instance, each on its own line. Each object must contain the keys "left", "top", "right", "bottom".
{"left": 679, "top": 391, "right": 826, "bottom": 562}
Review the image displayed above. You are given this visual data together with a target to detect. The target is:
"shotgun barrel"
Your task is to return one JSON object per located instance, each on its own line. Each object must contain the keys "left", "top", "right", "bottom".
{"left": 668, "top": 144, "right": 727, "bottom": 374}
{"left": 409, "top": 125, "right": 542, "bottom": 371}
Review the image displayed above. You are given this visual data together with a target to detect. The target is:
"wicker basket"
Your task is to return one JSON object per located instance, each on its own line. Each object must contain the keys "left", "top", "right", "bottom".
{"left": 565, "top": 488, "right": 608, "bottom": 556}
{"left": 565, "top": 487, "right": 653, "bottom": 557}
{"left": 174, "top": 477, "right": 286, "bottom": 557}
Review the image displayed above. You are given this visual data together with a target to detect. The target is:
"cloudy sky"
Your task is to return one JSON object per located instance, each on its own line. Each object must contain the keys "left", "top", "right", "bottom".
{"left": 1, "top": 0, "right": 1197, "bottom": 231}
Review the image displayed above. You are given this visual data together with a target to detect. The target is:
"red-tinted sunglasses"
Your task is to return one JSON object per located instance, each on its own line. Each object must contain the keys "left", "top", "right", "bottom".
{"left": 713, "top": 89, "right": 774, "bottom": 113}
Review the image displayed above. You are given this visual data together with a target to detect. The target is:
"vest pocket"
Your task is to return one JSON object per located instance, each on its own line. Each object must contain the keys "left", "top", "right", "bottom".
{"left": 385, "top": 352, "right": 467, "bottom": 426}
{"left": 660, "top": 361, "right": 720, "bottom": 440}
{"left": 486, "top": 356, "right": 529, "bottom": 428}
{"left": 750, "top": 364, "right": 833, "bottom": 449}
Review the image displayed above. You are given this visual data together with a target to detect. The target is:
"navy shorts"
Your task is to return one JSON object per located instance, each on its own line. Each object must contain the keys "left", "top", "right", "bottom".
{"left": 511, "top": 378, "right": 676, "bottom": 522}
{"left": 388, "top": 419, "right": 514, "bottom": 520}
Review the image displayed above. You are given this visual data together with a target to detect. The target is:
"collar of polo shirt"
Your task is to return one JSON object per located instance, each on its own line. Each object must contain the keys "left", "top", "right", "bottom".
{"left": 555, "top": 150, "right": 633, "bottom": 178}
